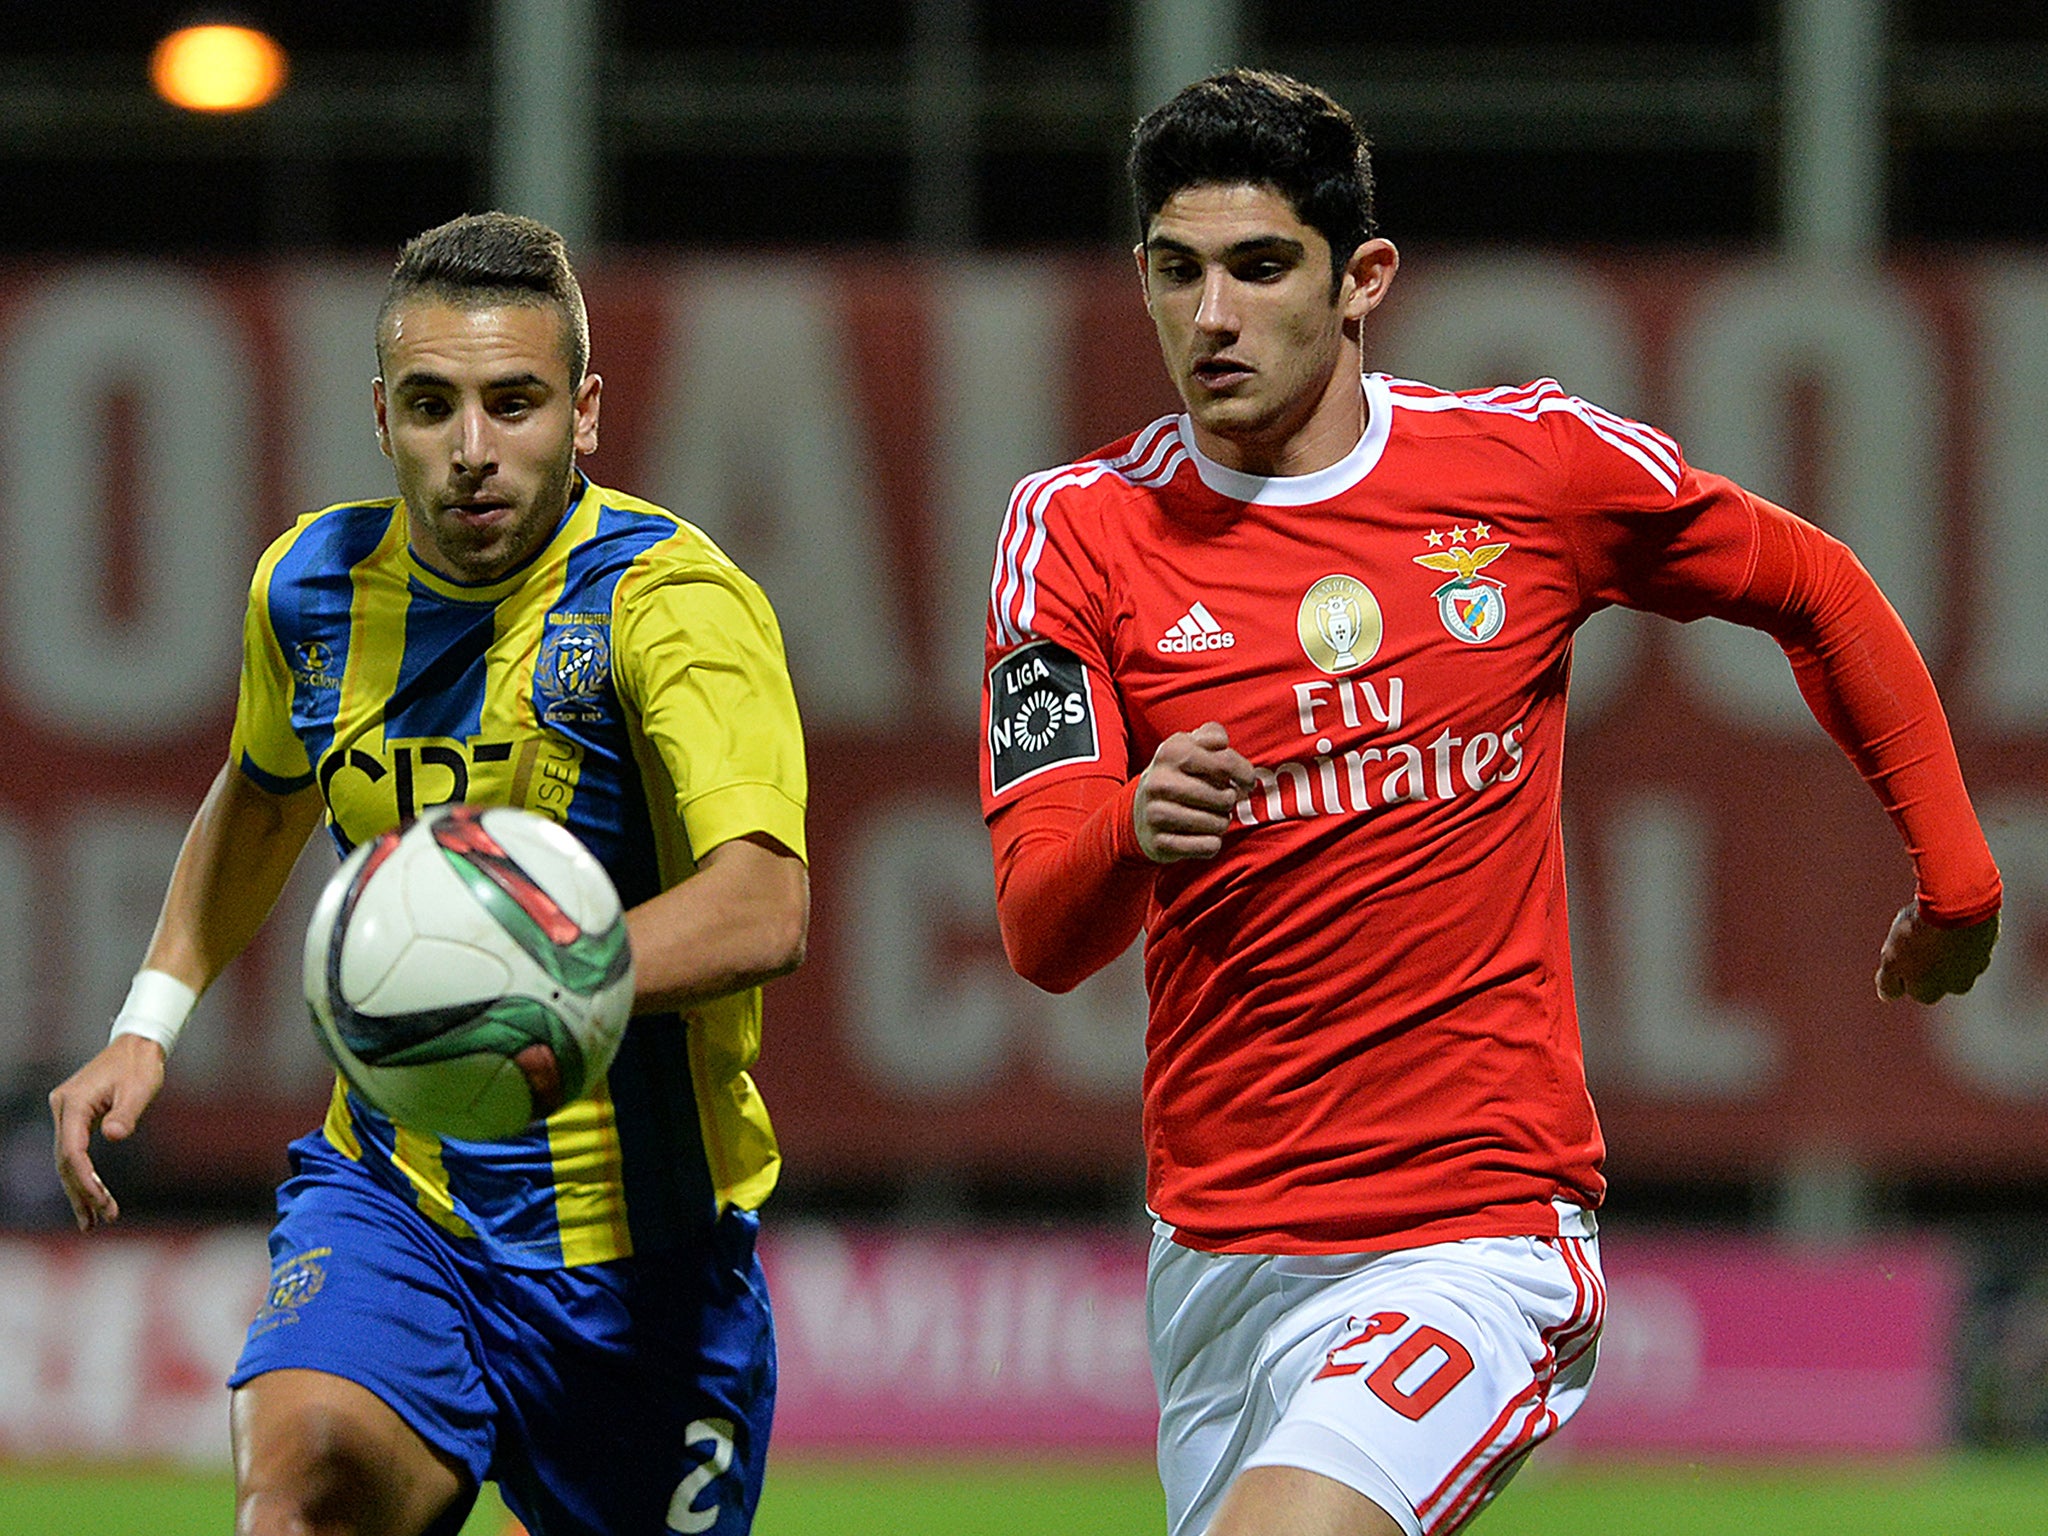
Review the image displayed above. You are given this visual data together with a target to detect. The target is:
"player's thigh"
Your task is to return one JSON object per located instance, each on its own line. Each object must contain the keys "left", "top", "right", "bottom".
{"left": 1253, "top": 1235, "right": 1603, "bottom": 1536}
{"left": 232, "top": 1368, "right": 472, "bottom": 1536}
{"left": 483, "top": 1209, "right": 777, "bottom": 1536}
{"left": 1150, "top": 1235, "right": 1299, "bottom": 1536}
{"left": 1206, "top": 1465, "right": 1407, "bottom": 1536}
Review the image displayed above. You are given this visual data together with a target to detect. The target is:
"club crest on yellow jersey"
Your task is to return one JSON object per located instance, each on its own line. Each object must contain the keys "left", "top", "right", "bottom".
{"left": 538, "top": 614, "right": 612, "bottom": 725}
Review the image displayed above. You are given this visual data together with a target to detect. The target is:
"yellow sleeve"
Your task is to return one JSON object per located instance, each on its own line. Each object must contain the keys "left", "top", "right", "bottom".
{"left": 612, "top": 552, "right": 808, "bottom": 864}
{"left": 226, "top": 531, "right": 316, "bottom": 794}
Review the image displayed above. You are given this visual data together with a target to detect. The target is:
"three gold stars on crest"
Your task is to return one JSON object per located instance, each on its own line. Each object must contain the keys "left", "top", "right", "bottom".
{"left": 1415, "top": 524, "right": 1509, "bottom": 584}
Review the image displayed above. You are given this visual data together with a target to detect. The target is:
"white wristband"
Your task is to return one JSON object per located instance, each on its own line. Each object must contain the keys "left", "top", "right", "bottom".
{"left": 109, "top": 969, "right": 198, "bottom": 1058}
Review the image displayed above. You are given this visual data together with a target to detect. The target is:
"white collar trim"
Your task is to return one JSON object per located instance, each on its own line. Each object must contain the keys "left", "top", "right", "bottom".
{"left": 1178, "top": 373, "right": 1391, "bottom": 505}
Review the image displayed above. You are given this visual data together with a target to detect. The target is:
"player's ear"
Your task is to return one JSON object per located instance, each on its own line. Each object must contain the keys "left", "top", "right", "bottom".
{"left": 1134, "top": 241, "right": 1151, "bottom": 302}
{"left": 371, "top": 376, "right": 393, "bottom": 460}
{"left": 1341, "top": 238, "right": 1400, "bottom": 324}
{"left": 573, "top": 373, "right": 602, "bottom": 456}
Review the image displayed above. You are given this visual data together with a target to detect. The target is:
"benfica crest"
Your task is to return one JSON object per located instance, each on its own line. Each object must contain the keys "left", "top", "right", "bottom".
{"left": 1414, "top": 539, "right": 1509, "bottom": 644}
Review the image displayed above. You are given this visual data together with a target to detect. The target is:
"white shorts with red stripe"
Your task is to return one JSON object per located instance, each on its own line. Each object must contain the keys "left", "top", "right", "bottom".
{"left": 1148, "top": 1203, "right": 1605, "bottom": 1536}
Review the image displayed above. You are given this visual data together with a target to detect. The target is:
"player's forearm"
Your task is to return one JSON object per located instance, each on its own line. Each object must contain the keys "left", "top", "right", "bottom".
{"left": 990, "top": 776, "right": 1153, "bottom": 992}
{"left": 142, "top": 761, "right": 324, "bottom": 992}
{"left": 625, "top": 834, "right": 808, "bottom": 1013}
{"left": 1783, "top": 624, "right": 2000, "bottom": 923}
{"left": 1738, "top": 508, "right": 2001, "bottom": 923}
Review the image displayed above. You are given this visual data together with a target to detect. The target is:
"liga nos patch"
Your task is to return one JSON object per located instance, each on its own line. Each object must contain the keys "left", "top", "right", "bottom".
{"left": 988, "top": 639, "right": 1100, "bottom": 795}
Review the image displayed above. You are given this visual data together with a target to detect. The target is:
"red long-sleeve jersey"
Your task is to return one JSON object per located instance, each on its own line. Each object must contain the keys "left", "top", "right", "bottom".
{"left": 979, "top": 375, "right": 2000, "bottom": 1255}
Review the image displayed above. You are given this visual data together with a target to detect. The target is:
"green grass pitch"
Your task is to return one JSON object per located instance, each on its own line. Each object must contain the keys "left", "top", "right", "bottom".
{"left": 4, "top": 1453, "right": 2047, "bottom": 1534}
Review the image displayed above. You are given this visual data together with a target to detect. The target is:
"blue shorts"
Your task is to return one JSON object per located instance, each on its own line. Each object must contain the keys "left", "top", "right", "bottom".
{"left": 230, "top": 1135, "right": 775, "bottom": 1536}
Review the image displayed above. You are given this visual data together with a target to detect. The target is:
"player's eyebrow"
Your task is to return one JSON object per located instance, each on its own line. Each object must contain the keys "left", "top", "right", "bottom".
{"left": 1146, "top": 234, "right": 1307, "bottom": 263}
{"left": 392, "top": 369, "right": 552, "bottom": 393}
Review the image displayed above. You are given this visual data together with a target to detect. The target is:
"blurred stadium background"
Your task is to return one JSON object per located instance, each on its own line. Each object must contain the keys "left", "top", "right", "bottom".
{"left": 3, "top": 1, "right": 2048, "bottom": 1530}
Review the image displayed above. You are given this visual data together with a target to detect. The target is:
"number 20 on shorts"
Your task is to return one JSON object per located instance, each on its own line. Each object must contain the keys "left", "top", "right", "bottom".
{"left": 1313, "top": 1311, "right": 1476, "bottom": 1420}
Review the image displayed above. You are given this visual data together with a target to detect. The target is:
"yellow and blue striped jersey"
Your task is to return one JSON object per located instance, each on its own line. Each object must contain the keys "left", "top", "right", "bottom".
{"left": 231, "top": 475, "right": 807, "bottom": 1269}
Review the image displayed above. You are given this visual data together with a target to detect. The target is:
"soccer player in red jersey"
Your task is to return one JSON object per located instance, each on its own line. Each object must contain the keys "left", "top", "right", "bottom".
{"left": 979, "top": 70, "right": 2000, "bottom": 1536}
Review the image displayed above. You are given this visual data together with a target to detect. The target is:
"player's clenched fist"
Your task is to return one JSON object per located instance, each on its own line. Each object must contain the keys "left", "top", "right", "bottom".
{"left": 1876, "top": 903, "right": 1999, "bottom": 1004}
{"left": 1134, "top": 722, "right": 1258, "bottom": 863}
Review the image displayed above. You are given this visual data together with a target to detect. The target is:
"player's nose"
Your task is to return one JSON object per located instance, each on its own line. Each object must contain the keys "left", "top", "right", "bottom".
{"left": 1193, "top": 270, "right": 1238, "bottom": 334}
{"left": 450, "top": 402, "right": 496, "bottom": 474}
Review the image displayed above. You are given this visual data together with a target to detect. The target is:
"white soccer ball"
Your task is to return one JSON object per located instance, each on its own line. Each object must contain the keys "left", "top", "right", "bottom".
{"left": 303, "top": 803, "right": 635, "bottom": 1141}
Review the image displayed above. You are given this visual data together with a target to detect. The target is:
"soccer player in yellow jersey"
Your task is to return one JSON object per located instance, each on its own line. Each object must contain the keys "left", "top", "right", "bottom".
{"left": 48, "top": 213, "right": 809, "bottom": 1536}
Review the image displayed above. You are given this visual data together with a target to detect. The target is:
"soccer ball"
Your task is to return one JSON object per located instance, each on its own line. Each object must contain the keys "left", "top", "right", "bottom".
{"left": 303, "top": 803, "right": 635, "bottom": 1140}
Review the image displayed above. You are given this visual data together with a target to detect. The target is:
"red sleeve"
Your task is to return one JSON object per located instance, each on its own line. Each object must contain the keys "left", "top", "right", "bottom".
{"left": 988, "top": 773, "right": 1154, "bottom": 992}
{"left": 1720, "top": 501, "right": 2001, "bottom": 926}
{"left": 1549, "top": 404, "right": 1999, "bottom": 925}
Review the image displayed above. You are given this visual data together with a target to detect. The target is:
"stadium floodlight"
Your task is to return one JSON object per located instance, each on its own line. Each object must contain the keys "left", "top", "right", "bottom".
{"left": 149, "top": 23, "right": 289, "bottom": 113}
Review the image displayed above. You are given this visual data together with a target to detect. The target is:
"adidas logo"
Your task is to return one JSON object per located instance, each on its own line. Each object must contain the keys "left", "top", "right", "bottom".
{"left": 1156, "top": 601, "right": 1237, "bottom": 653}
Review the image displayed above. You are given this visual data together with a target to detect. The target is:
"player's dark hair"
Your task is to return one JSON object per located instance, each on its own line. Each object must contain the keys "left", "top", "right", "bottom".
{"left": 1130, "top": 69, "right": 1376, "bottom": 292}
{"left": 377, "top": 211, "right": 590, "bottom": 383}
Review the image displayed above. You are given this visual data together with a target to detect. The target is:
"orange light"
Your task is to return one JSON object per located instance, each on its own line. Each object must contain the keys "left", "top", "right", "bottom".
{"left": 150, "top": 24, "right": 288, "bottom": 113}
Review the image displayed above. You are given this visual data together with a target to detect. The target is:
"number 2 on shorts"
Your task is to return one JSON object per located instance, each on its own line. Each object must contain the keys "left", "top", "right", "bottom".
{"left": 1312, "top": 1310, "right": 1476, "bottom": 1421}
{"left": 665, "top": 1417, "right": 736, "bottom": 1534}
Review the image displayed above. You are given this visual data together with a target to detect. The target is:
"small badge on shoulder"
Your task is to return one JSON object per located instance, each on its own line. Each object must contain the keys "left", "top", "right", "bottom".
{"left": 987, "top": 640, "right": 1100, "bottom": 796}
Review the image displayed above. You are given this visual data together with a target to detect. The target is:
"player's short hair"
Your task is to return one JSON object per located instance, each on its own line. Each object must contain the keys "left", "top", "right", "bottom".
{"left": 377, "top": 211, "right": 590, "bottom": 384}
{"left": 1129, "top": 69, "right": 1377, "bottom": 291}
